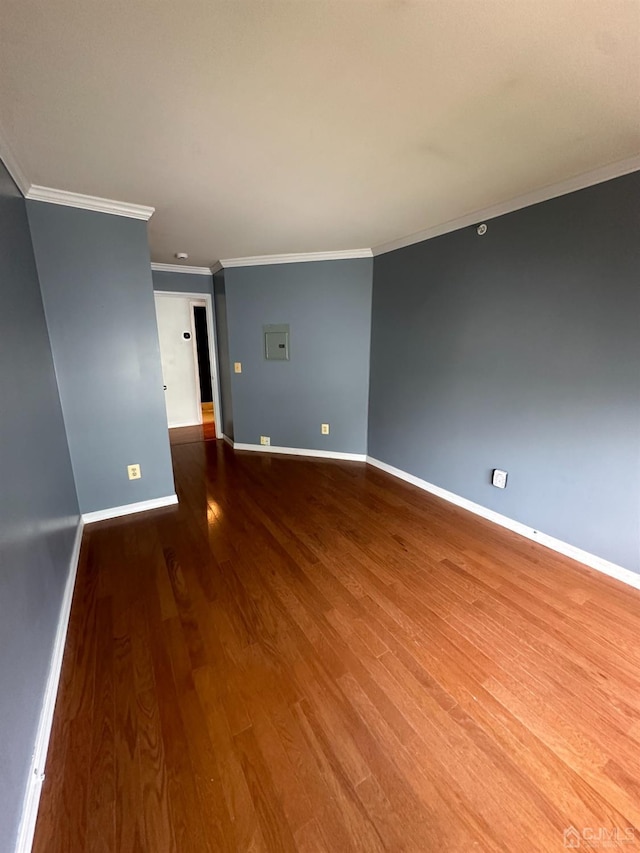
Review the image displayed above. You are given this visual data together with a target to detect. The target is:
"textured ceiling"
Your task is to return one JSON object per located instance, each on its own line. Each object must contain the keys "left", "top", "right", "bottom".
{"left": 0, "top": 0, "right": 639, "bottom": 265}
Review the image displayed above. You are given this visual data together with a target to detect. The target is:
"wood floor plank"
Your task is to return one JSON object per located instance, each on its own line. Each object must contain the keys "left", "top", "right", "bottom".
{"left": 85, "top": 596, "right": 116, "bottom": 853}
{"left": 292, "top": 697, "right": 387, "bottom": 853}
{"left": 113, "top": 604, "right": 147, "bottom": 853}
{"left": 33, "top": 441, "right": 640, "bottom": 851}
{"left": 193, "top": 665, "right": 265, "bottom": 852}
{"left": 32, "top": 542, "right": 98, "bottom": 853}
{"left": 129, "top": 598, "right": 176, "bottom": 853}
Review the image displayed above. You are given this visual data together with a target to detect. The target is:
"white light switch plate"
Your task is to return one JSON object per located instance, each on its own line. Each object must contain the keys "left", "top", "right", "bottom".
{"left": 234, "top": 362, "right": 242, "bottom": 373}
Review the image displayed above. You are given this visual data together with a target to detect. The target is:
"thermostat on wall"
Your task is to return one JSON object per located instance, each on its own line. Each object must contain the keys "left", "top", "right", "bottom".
{"left": 264, "top": 324, "right": 290, "bottom": 360}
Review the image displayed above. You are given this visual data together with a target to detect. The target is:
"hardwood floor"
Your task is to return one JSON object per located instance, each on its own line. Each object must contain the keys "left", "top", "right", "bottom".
{"left": 169, "top": 413, "right": 216, "bottom": 446}
{"left": 33, "top": 439, "right": 640, "bottom": 851}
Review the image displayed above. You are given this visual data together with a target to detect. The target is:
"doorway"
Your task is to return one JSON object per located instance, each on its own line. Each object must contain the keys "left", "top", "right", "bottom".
{"left": 154, "top": 291, "right": 222, "bottom": 440}
{"left": 193, "top": 304, "right": 214, "bottom": 431}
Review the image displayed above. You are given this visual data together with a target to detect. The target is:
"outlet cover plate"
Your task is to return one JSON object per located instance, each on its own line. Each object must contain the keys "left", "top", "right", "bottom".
{"left": 492, "top": 469, "right": 508, "bottom": 489}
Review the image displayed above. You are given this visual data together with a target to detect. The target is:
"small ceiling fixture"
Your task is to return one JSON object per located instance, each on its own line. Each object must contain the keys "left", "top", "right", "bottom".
{"left": 175, "top": 252, "right": 189, "bottom": 260}
{"left": 476, "top": 224, "right": 487, "bottom": 236}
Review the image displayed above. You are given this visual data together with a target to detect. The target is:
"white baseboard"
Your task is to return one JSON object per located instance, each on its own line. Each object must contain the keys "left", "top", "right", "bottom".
{"left": 168, "top": 420, "right": 202, "bottom": 429}
{"left": 366, "top": 456, "right": 640, "bottom": 592}
{"left": 222, "top": 434, "right": 235, "bottom": 448}
{"left": 82, "top": 494, "right": 178, "bottom": 524}
{"left": 15, "top": 518, "right": 85, "bottom": 853}
{"left": 233, "top": 442, "right": 367, "bottom": 462}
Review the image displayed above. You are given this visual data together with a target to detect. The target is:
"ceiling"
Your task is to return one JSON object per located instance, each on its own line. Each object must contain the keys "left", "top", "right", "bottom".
{"left": 0, "top": 1, "right": 639, "bottom": 267}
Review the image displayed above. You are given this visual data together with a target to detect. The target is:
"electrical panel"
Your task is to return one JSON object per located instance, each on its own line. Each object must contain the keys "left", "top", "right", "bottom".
{"left": 264, "top": 324, "right": 290, "bottom": 360}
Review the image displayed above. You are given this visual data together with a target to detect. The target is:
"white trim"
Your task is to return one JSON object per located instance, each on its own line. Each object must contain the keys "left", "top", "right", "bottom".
{"left": 210, "top": 261, "right": 223, "bottom": 275}
{"left": 25, "top": 186, "right": 154, "bottom": 220}
{"left": 151, "top": 263, "right": 212, "bottom": 276}
{"left": 154, "top": 291, "right": 223, "bottom": 440}
{"left": 222, "top": 434, "right": 235, "bottom": 448}
{"left": 189, "top": 298, "right": 206, "bottom": 423}
{"left": 15, "top": 518, "right": 84, "bottom": 853}
{"left": 233, "top": 443, "right": 366, "bottom": 462}
{"left": 372, "top": 155, "right": 640, "bottom": 256}
{"left": 366, "top": 456, "right": 640, "bottom": 591}
{"left": 82, "top": 494, "right": 178, "bottom": 524}
{"left": 212, "top": 157, "right": 640, "bottom": 266}
{"left": 217, "top": 248, "right": 373, "bottom": 268}
{"left": 0, "top": 125, "right": 30, "bottom": 196}
{"left": 202, "top": 294, "right": 224, "bottom": 440}
{"left": 168, "top": 419, "right": 202, "bottom": 429}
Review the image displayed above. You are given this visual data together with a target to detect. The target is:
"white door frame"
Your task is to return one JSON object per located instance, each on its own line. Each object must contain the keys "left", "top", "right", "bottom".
{"left": 155, "top": 290, "right": 223, "bottom": 439}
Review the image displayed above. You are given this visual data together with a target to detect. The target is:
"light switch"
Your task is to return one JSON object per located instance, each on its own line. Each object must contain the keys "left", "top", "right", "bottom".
{"left": 234, "top": 362, "right": 242, "bottom": 373}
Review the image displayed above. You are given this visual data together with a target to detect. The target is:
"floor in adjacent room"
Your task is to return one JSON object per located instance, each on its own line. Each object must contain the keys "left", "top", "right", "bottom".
{"left": 33, "top": 432, "right": 640, "bottom": 852}
{"left": 168, "top": 404, "right": 216, "bottom": 447}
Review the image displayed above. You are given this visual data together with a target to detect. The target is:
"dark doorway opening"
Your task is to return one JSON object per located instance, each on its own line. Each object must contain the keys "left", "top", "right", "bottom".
{"left": 193, "top": 306, "right": 213, "bottom": 404}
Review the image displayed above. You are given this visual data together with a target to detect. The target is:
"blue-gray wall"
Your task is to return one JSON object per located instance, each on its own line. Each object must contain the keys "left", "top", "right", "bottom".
{"left": 213, "top": 270, "right": 234, "bottom": 440}
{"left": 27, "top": 203, "right": 175, "bottom": 514}
{"left": 224, "top": 259, "right": 373, "bottom": 453}
{"left": 0, "top": 161, "right": 79, "bottom": 850}
{"left": 152, "top": 268, "right": 213, "bottom": 296}
{"left": 368, "top": 172, "right": 640, "bottom": 572}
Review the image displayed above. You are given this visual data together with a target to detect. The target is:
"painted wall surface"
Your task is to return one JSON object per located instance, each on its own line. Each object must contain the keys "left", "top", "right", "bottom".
{"left": 151, "top": 268, "right": 213, "bottom": 296}
{"left": 0, "top": 161, "right": 79, "bottom": 850}
{"left": 27, "top": 202, "right": 175, "bottom": 514}
{"left": 369, "top": 172, "right": 640, "bottom": 572}
{"left": 213, "top": 270, "right": 234, "bottom": 439}
{"left": 224, "top": 259, "right": 373, "bottom": 453}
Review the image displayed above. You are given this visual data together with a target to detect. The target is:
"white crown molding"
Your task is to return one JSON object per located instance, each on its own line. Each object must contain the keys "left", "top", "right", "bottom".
{"left": 218, "top": 248, "right": 373, "bottom": 268}
{"left": 3, "top": 115, "right": 637, "bottom": 260}
{"left": 372, "top": 154, "right": 640, "bottom": 256}
{"left": 210, "top": 261, "right": 223, "bottom": 275}
{"left": 366, "top": 456, "right": 640, "bottom": 592}
{"left": 215, "top": 153, "right": 639, "bottom": 266}
{"left": 151, "top": 262, "right": 212, "bottom": 276}
{"left": 0, "top": 125, "right": 30, "bottom": 196}
{"left": 26, "top": 185, "right": 154, "bottom": 220}
{"left": 0, "top": 121, "right": 156, "bottom": 218}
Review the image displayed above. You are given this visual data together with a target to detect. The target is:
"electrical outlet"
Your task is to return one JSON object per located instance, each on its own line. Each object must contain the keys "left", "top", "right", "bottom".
{"left": 321, "top": 423, "right": 330, "bottom": 435}
{"left": 260, "top": 435, "right": 271, "bottom": 446}
{"left": 234, "top": 362, "right": 242, "bottom": 373}
{"left": 127, "top": 463, "right": 141, "bottom": 480}
{"left": 492, "top": 469, "right": 508, "bottom": 489}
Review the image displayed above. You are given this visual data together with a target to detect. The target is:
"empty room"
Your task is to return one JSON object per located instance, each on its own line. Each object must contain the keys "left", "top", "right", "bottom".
{"left": 1, "top": 1, "right": 639, "bottom": 851}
